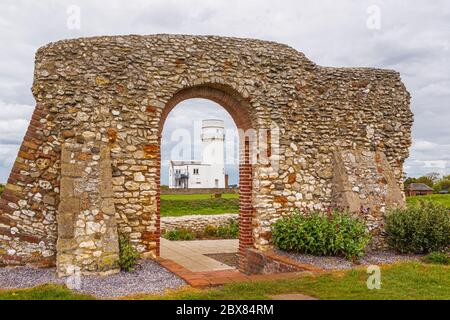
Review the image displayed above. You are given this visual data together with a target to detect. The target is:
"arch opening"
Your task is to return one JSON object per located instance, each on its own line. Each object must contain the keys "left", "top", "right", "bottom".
{"left": 156, "top": 85, "right": 255, "bottom": 272}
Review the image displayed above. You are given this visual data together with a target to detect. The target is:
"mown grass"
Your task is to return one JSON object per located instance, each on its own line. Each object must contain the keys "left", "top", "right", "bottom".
{"left": 161, "top": 194, "right": 239, "bottom": 200}
{"left": 161, "top": 193, "right": 450, "bottom": 217}
{"left": 1, "top": 263, "right": 448, "bottom": 300}
{"left": 407, "top": 194, "right": 450, "bottom": 208}
{"left": 140, "top": 263, "right": 450, "bottom": 300}
{"left": 0, "top": 284, "right": 95, "bottom": 300}
{"left": 161, "top": 194, "right": 239, "bottom": 217}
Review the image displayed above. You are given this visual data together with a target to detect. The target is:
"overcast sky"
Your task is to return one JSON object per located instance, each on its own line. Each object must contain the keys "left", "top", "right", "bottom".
{"left": 0, "top": 0, "right": 449, "bottom": 184}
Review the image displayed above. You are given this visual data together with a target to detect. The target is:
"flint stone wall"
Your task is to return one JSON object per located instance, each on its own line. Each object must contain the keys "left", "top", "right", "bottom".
{"left": 0, "top": 35, "right": 413, "bottom": 274}
{"left": 161, "top": 214, "right": 238, "bottom": 234}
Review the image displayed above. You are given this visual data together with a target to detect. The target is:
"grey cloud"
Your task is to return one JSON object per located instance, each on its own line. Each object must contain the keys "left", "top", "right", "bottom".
{"left": 0, "top": 0, "right": 449, "bottom": 182}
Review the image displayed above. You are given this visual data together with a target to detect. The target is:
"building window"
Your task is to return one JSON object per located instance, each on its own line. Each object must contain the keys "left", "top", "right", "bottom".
{"left": 193, "top": 169, "right": 199, "bottom": 175}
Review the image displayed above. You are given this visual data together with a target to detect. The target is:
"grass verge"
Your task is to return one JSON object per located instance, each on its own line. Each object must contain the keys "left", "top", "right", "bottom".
{"left": 406, "top": 194, "right": 450, "bottom": 208}
{"left": 161, "top": 198, "right": 239, "bottom": 217}
{"left": 139, "top": 263, "right": 450, "bottom": 300}
{"left": 1, "top": 263, "right": 448, "bottom": 300}
{"left": 0, "top": 284, "right": 95, "bottom": 300}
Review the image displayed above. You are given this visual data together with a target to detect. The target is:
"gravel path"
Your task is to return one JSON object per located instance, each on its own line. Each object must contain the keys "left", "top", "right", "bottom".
{"left": 0, "top": 260, "right": 186, "bottom": 298}
{"left": 276, "top": 250, "right": 423, "bottom": 271}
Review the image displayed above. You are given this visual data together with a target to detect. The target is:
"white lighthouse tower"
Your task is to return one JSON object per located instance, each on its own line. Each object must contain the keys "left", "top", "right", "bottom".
{"left": 169, "top": 120, "right": 228, "bottom": 189}
{"left": 168, "top": 119, "right": 227, "bottom": 189}
{"left": 201, "top": 119, "right": 226, "bottom": 188}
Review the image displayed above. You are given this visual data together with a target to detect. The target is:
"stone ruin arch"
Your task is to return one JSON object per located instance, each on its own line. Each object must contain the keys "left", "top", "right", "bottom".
{"left": 0, "top": 35, "right": 413, "bottom": 275}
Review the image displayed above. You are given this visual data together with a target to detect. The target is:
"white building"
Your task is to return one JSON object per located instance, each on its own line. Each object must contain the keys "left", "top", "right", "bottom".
{"left": 168, "top": 119, "right": 228, "bottom": 189}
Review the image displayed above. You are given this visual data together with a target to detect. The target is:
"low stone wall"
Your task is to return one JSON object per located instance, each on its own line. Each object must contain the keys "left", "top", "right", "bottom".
{"left": 161, "top": 188, "right": 238, "bottom": 195}
{"left": 161, "top": 214, "right": 238, "bottom": 233}
{"left": 243, "top": 248, "right": 320, "bottom": 275}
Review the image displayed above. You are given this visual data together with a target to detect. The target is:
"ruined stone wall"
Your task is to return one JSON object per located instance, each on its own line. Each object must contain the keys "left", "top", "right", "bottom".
{"left": 0, "top": 35, "right": 413, "bottom": 271}
{"left": 160, "top": 214, "right": 238, "bottom": 234}
{"left": 57, "top": 143, "right": 119, "bottom": 276}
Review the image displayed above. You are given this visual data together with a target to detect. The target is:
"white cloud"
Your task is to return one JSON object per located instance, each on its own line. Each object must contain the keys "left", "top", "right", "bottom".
{"left": 412, "top": 140, "right": 438, "bottom": 152}
{"left": 0, "top": 100, "right": 34, "bottom": 181}
{"left": 0, "top": 0, "right": 449, "bottom": 182}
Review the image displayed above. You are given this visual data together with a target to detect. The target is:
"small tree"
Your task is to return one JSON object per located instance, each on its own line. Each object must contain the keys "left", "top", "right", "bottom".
{"left": 118, "top": 234, "right": 140, "bottom": 272}
{"left": 434, "top": 179, "right": 450, "bottom": 193}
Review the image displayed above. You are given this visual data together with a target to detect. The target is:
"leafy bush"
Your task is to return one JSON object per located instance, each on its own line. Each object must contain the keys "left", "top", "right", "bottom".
{"left": 422, "top": 251, "right": 449, "bottom": 265}
{"left": 385, "top": 201, "right": 450, "bottom": 254}
{"left": 0, "top": 184, "right": 4, "bottom": 196}
{"left": 272, "top": 210, "right": 371, "bottom": 260}
{"left": 217, "top": 220, "right": 239, "bottom": 239}
{"left": 118, "top": 234, "right": 140, "bottom": 272}
{"left": 164, "top": 228, "right": 195, "bottom": 241}
{"left": 204, "top": 225, "right": 218, "bottom": 237}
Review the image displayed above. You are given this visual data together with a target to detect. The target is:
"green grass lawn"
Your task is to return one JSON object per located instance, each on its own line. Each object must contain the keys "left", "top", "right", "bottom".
{"left": 142, "top": 262, "right": 450, "bottom": 300}
{"left": 161, "top": 194, "right": 239, "bottom": 200}
{"left": 161, "top": 193, "right": 450, "bottom": 217}
{"left": 3, "top": 262, "right": 446, "bottom": 300}
{"left": 0, "top": 284, "right": 95, "bottom": 300}
{"left": 407, "top": 194, "right": 450, "bottom": 208}
{"left": 160, "top": 194, "right": 239, "bottom": 217}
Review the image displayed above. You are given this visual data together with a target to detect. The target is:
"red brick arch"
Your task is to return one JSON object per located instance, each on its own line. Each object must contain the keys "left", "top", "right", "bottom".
{"left": 157, "top": 85, "right": 255, "bottom": 270}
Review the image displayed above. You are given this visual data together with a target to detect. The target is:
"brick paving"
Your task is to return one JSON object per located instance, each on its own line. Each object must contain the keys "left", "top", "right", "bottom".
{"left": 159, "top": 238, "right": 323, "bottom": 288}
{"left": 158, "top": 257, "right": 310, "bottom": 288}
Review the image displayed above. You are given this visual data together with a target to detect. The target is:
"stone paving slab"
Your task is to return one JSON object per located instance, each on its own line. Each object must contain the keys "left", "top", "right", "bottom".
{"left": 160, "top": 238, "right": 239, "bottom": 272}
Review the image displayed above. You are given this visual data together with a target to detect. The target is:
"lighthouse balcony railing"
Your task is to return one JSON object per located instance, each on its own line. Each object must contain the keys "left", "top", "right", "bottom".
{"left": 200, "top": 134, "right": 225, "bottom": 141}
{"left": 174, "top": 173, "right": 189, "bottom": 179}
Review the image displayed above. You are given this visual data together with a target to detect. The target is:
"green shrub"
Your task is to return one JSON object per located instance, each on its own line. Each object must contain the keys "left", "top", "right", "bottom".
{"left": 385, "top": 201, "right": 450, "bottom": 254}
{"left": 164, "top": 228, "right": 195, "bottom": 241}
{"left": 422, "top": 251, "right": 449, "bottom": 265}
{"left": 0, "top": 184, "right": 4, "bottom": 196}
{"left": 217, "top": 220, "right": 239, "bottom": 239}
{"left": 118, "top": 234, "right": 140, "bottom": 272}
{"left": 204, "top": 225, "right": 218, "bottom": 237}
{"left": 272, "top": 210, "right": 371, "bottom": 260}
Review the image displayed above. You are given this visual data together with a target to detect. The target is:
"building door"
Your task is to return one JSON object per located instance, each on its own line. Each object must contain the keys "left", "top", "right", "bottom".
{"left": 215, "top": 179, "right": 219, "bottom": 188}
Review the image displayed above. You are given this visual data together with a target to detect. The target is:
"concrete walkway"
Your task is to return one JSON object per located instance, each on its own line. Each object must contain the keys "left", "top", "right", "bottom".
{"left": 160, "top": 238, "right": 239, "bottom": 272}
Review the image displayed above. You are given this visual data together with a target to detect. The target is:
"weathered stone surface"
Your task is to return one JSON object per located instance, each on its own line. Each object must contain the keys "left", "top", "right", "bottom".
{"left": 56, "top": 143, "right": 119, "bottom": 275}
{"left": 0, "top": 35, "right": 412, "bottom": 269}
{"left": 331, "top": 149, "right": 405, "bottom": 249}
{"left": 161, "top": 214, "right": 238, "bottom": 234}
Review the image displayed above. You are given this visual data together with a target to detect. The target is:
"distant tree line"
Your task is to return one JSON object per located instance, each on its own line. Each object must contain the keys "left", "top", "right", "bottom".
{"left": 404, "top": 173, "right": 450, "bottom": 193}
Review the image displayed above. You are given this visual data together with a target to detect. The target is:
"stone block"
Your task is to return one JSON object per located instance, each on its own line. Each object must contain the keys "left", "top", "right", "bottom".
{"left": 59, "top": 177, "right": 74, "bottom": 197}
{"left": 58, "top": 197, "right": 80, "bottom": 214}
{"left": 56, "top": 238, "right": 78, "bottom": 253}
{"left": 61, "top": 163, "right": 84, "bottom": 178}
{"left": 101, "top": 198, "right": 116, "bottom": 215}
{"left": 57, "top": 212, "right": 75, "bottom": 239}
{"left": 43, "top": 194, "right": 56, "bottom": 206}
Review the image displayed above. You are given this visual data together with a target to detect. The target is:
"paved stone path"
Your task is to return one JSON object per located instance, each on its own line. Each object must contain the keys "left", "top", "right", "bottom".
{"left": 160, "top": 238, "right": 239, "bottom": 272}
